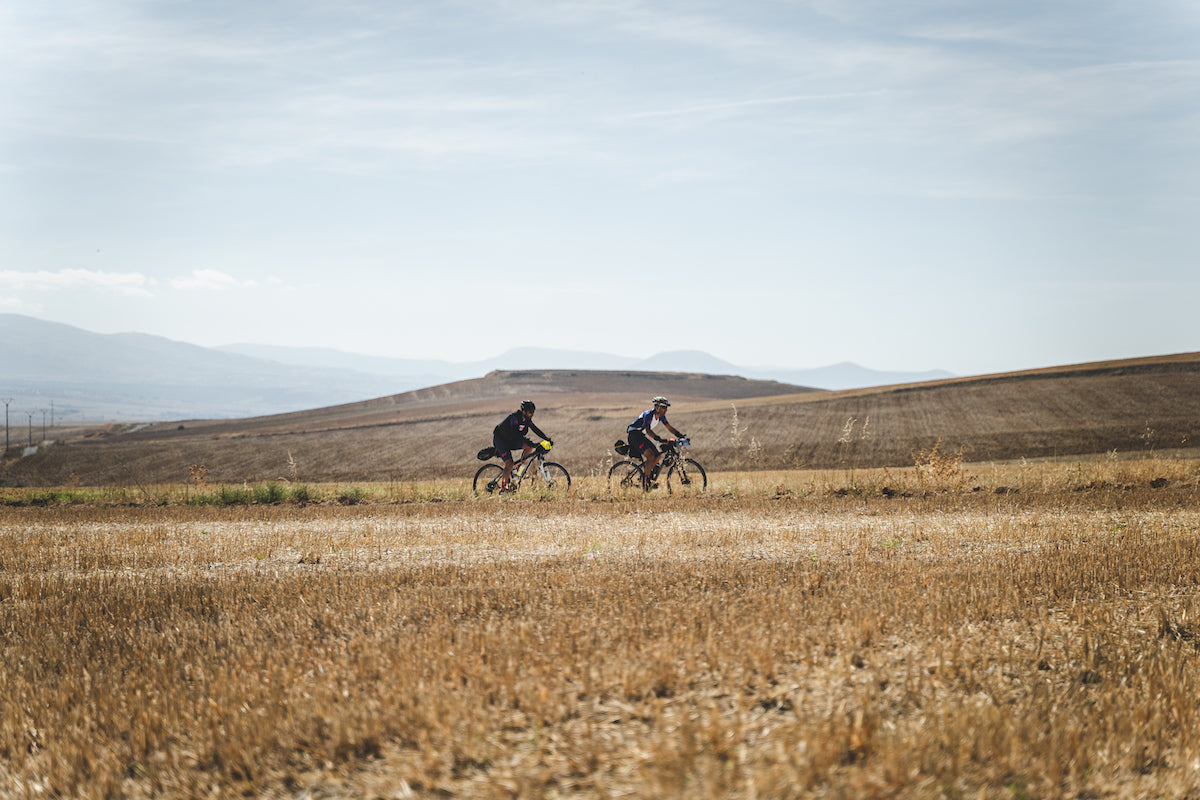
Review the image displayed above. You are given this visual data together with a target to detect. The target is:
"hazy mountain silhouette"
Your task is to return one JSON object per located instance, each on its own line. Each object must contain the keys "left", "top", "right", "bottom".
{"left": 220, "top": 343, "right": 952, "bottom": 391}
{"left": 3, "top": 313, "right": 951, "bottom": 421}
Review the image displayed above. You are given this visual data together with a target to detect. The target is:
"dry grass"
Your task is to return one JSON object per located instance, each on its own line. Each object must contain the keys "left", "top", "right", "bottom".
{"left": 2, "top": 458, "right": 1200, "bottom": 798}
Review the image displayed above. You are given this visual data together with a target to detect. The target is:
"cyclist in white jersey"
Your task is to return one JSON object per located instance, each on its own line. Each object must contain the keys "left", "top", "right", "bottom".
{"left": 625, "top": 396, "right": 686, "bottom": 489}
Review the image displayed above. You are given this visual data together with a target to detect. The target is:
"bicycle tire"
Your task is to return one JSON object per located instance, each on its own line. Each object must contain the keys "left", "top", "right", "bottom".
{"left": 607, "top": 460, "right": 645, "bottom": 493}
{"left": 472, "top": 463, "right": 504, "bottom": 495}
{"left": 666, "top": 458, "right": 707, "bottom": 495}
{"left": 535, "top": 462, "right": 571, "bottom": 494}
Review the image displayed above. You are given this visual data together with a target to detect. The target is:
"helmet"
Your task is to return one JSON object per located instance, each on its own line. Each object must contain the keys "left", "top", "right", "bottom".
{"left": 652, "top": 396, "right": 670, "bottom": 407}
{"left": 520, "top": 400, "right": 536, "bottom": 414}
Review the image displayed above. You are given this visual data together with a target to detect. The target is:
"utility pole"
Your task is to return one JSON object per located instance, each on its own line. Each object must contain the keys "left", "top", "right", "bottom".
{"left": 41, "top": 409, "right": 47, "bottom": 442}
{"left": 26, "top": 411, "right": 33, "bottom": 448}
{"left": 2, "top": 398, "right": 10, "bottom": 453}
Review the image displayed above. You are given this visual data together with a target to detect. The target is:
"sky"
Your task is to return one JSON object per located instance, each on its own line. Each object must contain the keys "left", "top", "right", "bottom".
{"left": 2, "top": 0, "right": 1197, "bottom": 378}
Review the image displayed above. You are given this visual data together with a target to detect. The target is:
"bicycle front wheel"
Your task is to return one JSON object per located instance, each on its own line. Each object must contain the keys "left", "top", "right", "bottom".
{"left": 533, "top": 462, "right": 571, "bottom": 495}
{"left": 608, "top": 460, "right": 645, "bottom": 494}
{"left": 472, "top": 463, "right": 504, "bottom": 495}
{"left": 666, "top": 458, "right": 707, "bottom": 495}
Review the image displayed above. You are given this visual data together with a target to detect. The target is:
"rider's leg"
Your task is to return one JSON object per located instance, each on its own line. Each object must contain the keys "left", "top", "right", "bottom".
{"left": 517, "top": 444, "right": 535, "bottom": 477}
{"left": 629, "top": 430, "right": 659, "bottom": 489}
{"left": 642, "top": 450, "right": 661, "bottom": 489}
{"left": 494, "top": 434, "right": 515, "bottom": 490}
{"left": 500, "top": 454, "right": 516, "bottom": 489}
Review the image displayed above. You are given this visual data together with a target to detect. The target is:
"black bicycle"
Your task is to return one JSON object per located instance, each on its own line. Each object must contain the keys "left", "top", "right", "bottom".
{"left": 474, "top": 441, "right": 571, "bottom": 496}
{"left": 608, "top": 437, "right": 707, "bottom": 495}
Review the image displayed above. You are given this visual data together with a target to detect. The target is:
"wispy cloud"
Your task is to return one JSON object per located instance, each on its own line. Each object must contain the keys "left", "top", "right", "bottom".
{"left": 170, "top": 270, "right": 256, "bottom": 291}
{"left": 624, "top": 90, "right": 887, "bottom": 121}
{"left": 0, "top": 269, "right": 151, "bottom": 297}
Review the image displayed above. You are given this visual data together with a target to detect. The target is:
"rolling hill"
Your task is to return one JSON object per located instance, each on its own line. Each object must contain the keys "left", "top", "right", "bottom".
{"left": 3, "top": 352, "right": 1197, "bottom": 488}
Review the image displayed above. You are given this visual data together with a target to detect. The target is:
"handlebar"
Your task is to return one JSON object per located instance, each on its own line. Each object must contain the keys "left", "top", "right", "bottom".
{"left": 519, "top": 441, "right": 552, "bottom": 461}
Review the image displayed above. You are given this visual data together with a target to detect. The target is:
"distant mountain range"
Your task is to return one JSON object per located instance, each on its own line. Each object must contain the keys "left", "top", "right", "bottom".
{"left": 0, "top": 314, "right": 952, "bottom": 422}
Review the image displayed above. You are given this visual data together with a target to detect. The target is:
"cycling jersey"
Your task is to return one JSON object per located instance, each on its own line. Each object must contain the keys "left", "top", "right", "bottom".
{"left": 494, "top": 411, "right": 548, "bottom": 450}
{"left": 627, "top": 409, "right": 669, "bottom": 436}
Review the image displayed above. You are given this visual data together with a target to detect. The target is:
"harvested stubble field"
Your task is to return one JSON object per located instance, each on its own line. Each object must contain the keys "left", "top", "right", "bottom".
{"left": 3, "top": 459, "right": 1200, "bottom": 799}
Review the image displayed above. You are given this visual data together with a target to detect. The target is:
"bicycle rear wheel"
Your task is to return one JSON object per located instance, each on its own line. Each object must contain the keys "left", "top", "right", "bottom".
{"left": 608, "top": 460, "right": 645, "bottom": 494}
{"left": 473, "top": 463, "right": 504, "bottom": 495}
{"left": 666, "top": 458, "right": 707, "bottom": 495}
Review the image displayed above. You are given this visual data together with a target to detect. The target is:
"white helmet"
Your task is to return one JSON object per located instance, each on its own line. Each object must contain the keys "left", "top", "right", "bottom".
{"left": 652, "top": 396, "right": 670, "bottom": 407}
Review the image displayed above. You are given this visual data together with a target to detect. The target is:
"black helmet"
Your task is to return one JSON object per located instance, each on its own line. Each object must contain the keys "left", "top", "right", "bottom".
{"left": 652, "top": 396, "right": 670, "bottom": 407}
{"left": 520, "top": 400, "right": 536, "bottom": 414}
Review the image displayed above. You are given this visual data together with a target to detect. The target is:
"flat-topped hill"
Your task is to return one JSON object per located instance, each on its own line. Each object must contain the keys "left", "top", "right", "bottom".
{"left": 127, "top": 369, "right": 815, "bottom": 438}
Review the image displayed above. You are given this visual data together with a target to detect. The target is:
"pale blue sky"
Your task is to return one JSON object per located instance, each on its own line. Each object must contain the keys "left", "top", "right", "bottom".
{"left": 2, "top": 0, "right": 1197, "bottom": 376}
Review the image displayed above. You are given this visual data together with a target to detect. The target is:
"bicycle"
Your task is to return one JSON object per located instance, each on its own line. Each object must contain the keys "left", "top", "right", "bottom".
{"left": 608, "top": 437, "right": 707, "bottom": 495}
{"left": 473, "top": 441, "right": 571, "bottom": 496}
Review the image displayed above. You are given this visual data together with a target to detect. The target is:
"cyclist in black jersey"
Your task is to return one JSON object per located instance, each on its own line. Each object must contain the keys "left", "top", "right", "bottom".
{"left": 493, "top": 400, "right": 553, "bottom": 491}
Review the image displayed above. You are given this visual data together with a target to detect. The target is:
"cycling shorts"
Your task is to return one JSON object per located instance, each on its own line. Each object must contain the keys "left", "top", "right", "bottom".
{"left": 628, "top": 430, "right": 658, "bottom": 457}
{"left": 493, "top": 434, "right": 530, "bottom": 463}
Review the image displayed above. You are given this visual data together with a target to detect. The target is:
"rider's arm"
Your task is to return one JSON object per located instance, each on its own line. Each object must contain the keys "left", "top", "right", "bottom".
{"left": 528, "top": 421, "right": 551, "bottom": 443}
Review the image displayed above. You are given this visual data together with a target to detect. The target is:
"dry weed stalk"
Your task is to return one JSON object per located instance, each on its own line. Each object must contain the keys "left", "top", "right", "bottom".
{"left": 837, "top": 417, "right": 857, "bottom": 445}
{"left": 729, "top": 403, "right": 747, "bottom": 448}
{"left": 1141, "top": 423, "right": 1157, "bottom": 454}
{"left": 912, "top": 437, "right": 969, "bottom": 492}
{"left": 186, "top": 464, "right": 209, "bottom": 487}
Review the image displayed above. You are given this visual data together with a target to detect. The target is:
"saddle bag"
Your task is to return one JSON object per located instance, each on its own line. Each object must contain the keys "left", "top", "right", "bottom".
{"left": 614, "top": 439, "right": 631, "bottom": 457}
{"left": 477, "top": 446, "right": 498, "bottom": 461}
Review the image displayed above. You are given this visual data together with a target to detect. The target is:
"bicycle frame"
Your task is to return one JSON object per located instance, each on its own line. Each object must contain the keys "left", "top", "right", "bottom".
{"left": 474, "top": 441, "right": 571, "bottom": 495}
{"left": 649, "top": 439, "right": 685, "bottom": 479}
{"left": 512, "top": 449, "right": 550, "bottom": 486}
{"left": 608, "top": 437, "right": 705, "bottom": 494}
{"left": 644, "top": 438, "right": 688, "bottom": 468}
